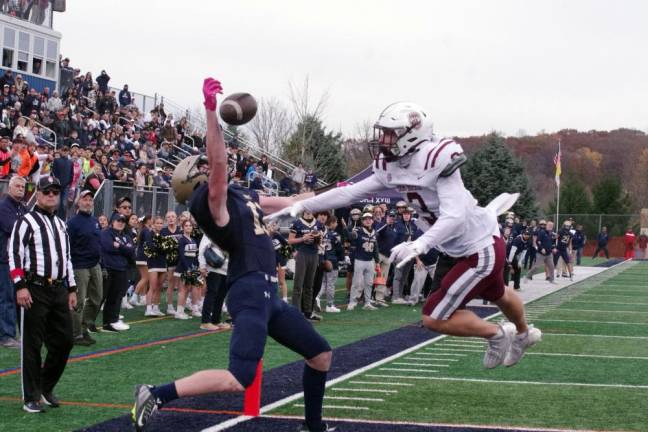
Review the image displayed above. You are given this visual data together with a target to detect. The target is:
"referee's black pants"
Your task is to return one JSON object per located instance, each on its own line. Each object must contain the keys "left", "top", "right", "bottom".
{"left": 21, "top": 285, "right": 73, "bottom": 403}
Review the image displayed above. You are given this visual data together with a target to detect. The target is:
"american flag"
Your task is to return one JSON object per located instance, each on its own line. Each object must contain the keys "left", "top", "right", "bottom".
{"left": 553, "top": 142, "right": 562, "bottom": 186}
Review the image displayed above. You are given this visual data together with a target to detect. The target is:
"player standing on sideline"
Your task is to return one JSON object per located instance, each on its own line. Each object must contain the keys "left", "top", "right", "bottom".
{"left": 268, "top": 102, "right": 541, "bottom": 369}
{"left": 132, "top": 78, "right": 333, "bottom": 432}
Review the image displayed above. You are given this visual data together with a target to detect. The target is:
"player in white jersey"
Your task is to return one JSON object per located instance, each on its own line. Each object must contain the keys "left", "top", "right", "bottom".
{"left": 269, "top": 102, "right": 541, "bottom": 368}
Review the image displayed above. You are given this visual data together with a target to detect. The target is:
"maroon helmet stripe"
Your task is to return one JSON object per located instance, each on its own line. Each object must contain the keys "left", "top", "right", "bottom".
{"left": 430, "top": 140, "right": 453, "bottom": 169}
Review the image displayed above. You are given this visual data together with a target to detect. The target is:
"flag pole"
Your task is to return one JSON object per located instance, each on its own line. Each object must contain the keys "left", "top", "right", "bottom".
{"left": 555, "top": 139, "right": 561, "bottom": 226}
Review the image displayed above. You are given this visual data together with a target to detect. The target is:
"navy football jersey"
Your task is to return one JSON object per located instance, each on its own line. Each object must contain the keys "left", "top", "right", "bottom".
{"left": 190, "top": 183, "right": 276, "bottom": 285}
{"left": 290, "top": 218, "right": 322, "bottom": 255}
{"left": 507, "top": 235, "right": 528, "bottom": 261}
{"left": 351, "top": 227, "right": 379, "bottom": 262}
{"left": 556, "top": 227, "right": 572, "bottom": 250}
{"left": 272, "top": 232, "right": 290, "bottom": 266}
{"left": 323, "top": 229, "right": 344, "bottom": 268}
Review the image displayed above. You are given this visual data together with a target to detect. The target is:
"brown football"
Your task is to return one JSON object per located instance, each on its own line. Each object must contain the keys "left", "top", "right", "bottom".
{"left": 219, "top": 92, "right": 257, "bottom": 126}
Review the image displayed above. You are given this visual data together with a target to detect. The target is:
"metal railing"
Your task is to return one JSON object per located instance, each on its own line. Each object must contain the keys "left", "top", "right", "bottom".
{"left": 94, "top": 182, "right": 179, "bottom": 218}
{"left": 19, "top": 116, "right": 57, "bottom": 149}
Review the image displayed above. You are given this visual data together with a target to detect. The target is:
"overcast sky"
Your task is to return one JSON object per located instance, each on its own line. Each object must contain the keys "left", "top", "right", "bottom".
{"left": 56, "top": 0, "right": 648, "bottom": 137}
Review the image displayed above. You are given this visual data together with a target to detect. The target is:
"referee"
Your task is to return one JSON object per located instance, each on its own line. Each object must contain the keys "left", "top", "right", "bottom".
{"left": 8, "top": 176, "right": 77, "bottom": 413}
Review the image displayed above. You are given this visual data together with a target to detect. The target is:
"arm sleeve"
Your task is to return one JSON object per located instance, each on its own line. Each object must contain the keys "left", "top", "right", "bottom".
{"left": 300, "top": 174, "right": 386, "bottom": 213}
{"left": 64, "top": 228, "right": 76, "bottom": 290}
{"left": 508, "top": 246, "right": 518, "bottom": 263}
{"left": 198, "top": 235, "right": 209, "bottom": 268}
{"left": 414, "top": 171, "right": 469, "bottom": 253}
{"left": 8, "top": 218, "right": 31, "bottom": 285}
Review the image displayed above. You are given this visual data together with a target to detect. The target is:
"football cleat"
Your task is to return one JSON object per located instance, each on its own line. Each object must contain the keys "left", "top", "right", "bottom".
{"left": 483, "top": 322, "right": 516, "bottom": 369}
{"left": 503, "top": 325, "right": 542, "bottom": 367}
{"left": 132, "top": 384, "right": 159, "bottom": 431}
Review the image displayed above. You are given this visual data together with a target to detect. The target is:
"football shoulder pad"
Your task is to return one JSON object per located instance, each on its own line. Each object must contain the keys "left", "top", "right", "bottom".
{"left": 421, "top": 138, "right": 466, "bottom": 179}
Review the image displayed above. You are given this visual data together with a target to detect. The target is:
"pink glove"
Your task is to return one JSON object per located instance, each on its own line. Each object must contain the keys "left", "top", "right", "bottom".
{"left": 202, "top": 78, "right": 223, "bottom": 111}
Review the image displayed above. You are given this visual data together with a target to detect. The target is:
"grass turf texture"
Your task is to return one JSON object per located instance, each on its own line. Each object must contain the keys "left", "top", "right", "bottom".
{"left": 271, "top": 261, "right": 648, "bottom": 431}
{"left": 0, "top": 278, "right": 421, "bottom": 432}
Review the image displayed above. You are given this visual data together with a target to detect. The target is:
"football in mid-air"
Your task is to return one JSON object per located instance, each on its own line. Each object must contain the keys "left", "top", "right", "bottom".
{"left": 219, "top": 92, "right": 257, "bottom": 126}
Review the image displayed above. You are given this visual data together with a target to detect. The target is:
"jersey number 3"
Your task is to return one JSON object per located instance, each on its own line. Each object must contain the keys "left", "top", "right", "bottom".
{"left": 406, "top": 192, "right": 438, "bottom": 226}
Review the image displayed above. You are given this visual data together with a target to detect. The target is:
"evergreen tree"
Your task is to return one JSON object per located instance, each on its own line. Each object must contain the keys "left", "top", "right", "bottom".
{"left": 282, "top": 115, "right": 347, "bottom": 184}
{"left": 462, "top": 133, "right": 538, "bottom": 218}
{"left": 547, "top": 176, "right": 592, "bottom": 215}
{"left": 591, "top": 177, "right": 633, "bottom": 235}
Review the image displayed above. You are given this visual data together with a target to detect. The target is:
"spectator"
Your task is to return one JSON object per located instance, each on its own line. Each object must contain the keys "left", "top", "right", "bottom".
{"left": 304, "top": 167, "right": 317, "bottom": 191}
{"left": 0, "top": 69, "right": 14, "bottom": 89}
{"left": 198, "top": 235, "right": 230, "bottom": 331}
{"left": 638, "top": 231, "right": 648, "bottom": 260}
{"left": 348, "top": 213, "right": 379, "bottom": 310}
{"left": 525, "top": 220, "right": 556, "bottom": 283}
{"left": 391, "top": 207, "right": 419, "bottom": 303}
{"left": 59, "top": 57, "right": 74, "bottom": 97}
{"left": 571, "top": 224, "right": 586, "bottom": 266}
{"left": 593, "top": 226, "right": 609, "bottom": 259}
{"left": 288, "top": 210, "right": 323, "bottom": 321}
{"left": 67, "top": 189, "right": 103, "bottom": 345}
{"left": 624, "top": 227, "right": 636, "bottom": 260}
{"left": 0, "top": 137, "right": 11, "bottom": 178}
{"left": 0, "top": 176, "right": 28, "bottom": 348}
{"left": 321, "top": 216, "right": 344, "bottom": 313}
{"left": 51, "top": 146, "right": 73, "bottom": 217}
{"left": 291, "top": 162, "right": 306, "bottom": 192}
{"left": 100, "top": 213, "right": 134, "bottom": 332}
{"left": 119, "top": 84, "right": 132, "bottom": 107}
{"left": 279, "top": 175, "right": 295, "bottom": 195}
{"left": 96, "top": 70, "right": 111, "bottom": 93}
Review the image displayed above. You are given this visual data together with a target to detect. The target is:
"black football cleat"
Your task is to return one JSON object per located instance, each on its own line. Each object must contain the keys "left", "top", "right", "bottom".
{"left": 23, "top": 401, "right": 44, "bottom": 413}
{"left": 41, "top": 392, "right": 60, "bottom": 408}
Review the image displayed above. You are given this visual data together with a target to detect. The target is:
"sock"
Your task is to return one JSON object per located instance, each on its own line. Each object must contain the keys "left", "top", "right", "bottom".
{"left": 150, "top": 382, "right": 178, "bottom": 406}
{"left": 303, "top": 364, "right": 327, "bottom": 431}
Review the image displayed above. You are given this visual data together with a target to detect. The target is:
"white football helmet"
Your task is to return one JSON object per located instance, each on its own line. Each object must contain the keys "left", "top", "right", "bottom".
{"left": 369, "top": 102, "right": 434, "bottom": 160}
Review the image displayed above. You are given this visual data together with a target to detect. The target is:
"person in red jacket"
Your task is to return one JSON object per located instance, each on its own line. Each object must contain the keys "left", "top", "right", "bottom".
{"left": 624, "top": 228, "right": 636, "bottom": 260}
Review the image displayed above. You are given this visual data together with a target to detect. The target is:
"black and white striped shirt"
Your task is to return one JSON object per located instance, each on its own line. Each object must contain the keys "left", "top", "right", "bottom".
{"left": 8, "top": 205, "right": 76, "bottom": 291}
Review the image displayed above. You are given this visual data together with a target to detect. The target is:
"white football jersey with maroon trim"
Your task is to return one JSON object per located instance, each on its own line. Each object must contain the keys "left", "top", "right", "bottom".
{"left": 371, "top": 137, "right": 500, "bottom": 257}
{"left": 299, "top": 136, "right": 501, "bottom": 258}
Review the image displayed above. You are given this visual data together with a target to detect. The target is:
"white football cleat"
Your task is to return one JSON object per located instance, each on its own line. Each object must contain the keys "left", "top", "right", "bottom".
{"left": 483, "top": 322, "right": 516, "bottom": 369}
{"left": 503, "top": 325, "right": 542, "bottom": 367}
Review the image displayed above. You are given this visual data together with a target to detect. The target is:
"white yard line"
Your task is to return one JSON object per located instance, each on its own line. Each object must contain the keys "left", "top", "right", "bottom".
{"left": 392, "top": 362, "right": 451, "bottom": 367}
{"left": 544, "top": 332, "right": 648, "bottom": 340}
{"left": 415, "top": 352, "right": 467, "bottom": 356}
{"left": 550, "top": 308, "right": 648, "bottom": 314}
{"left": 528, "top": 352, "right": 648, "bottom": 360}
{"left": 365, "top": 375, "right": 648, "bottom": 389}
{"left": 325, "top": 396, "right": 384, "bottom": 402}
{"left": 378, "top": 367, "right": 439, "bottom": 373}
{"left": 332, "top": 387, "right": 398, "bottom": 393}
{"left": 578, "top": 293, "right": 648, "bottom": 298}
{"left": 569, "top": 300, "right": 648, "bottom": 306}
{"left": 349, "top": 381, "right": 414, "bottom": 386}
{"left": 533, "top": 318, "right": 648, "bottom": 326}
{"left": 294, "top": 403, "right": 370, "bottom": 411}
{"left": 424, "top": 347, "right": 483, "bottom": 353}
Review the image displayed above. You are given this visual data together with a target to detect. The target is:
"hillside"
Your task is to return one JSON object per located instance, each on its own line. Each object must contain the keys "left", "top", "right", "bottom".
{"left": 458, "top": 129, "right": 648, "bottom": 211}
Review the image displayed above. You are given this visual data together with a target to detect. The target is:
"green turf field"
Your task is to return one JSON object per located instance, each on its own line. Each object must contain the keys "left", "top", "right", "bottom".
{"left": 0, "top": 281, "right": 420, "bottom": 432}
{"left": 271, "top": 261, "right": 648, "bottom": 431}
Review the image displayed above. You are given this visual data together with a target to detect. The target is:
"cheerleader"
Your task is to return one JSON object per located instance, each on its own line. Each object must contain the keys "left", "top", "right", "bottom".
{"left": 174, "top": 220, "right": 201, "bottom": 319}
{"left": 143, "top": 216, "right": 167, "bottom": 317}
{"left": 161, "top": 211, "right": 181, "bottom": 315}
{"left": 132, "top": 216, "right": 152, "bottom": 307}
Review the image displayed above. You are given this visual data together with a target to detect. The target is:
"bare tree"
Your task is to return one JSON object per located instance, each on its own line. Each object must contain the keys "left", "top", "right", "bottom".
{"left": 286, "top": 76, "right": 329, "bottom": 163}
{"left": 245, "top": 97, "right": 293, "bottom": 155}
{"left": 343, "top": 119, "right": 375, "bottom": 175}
